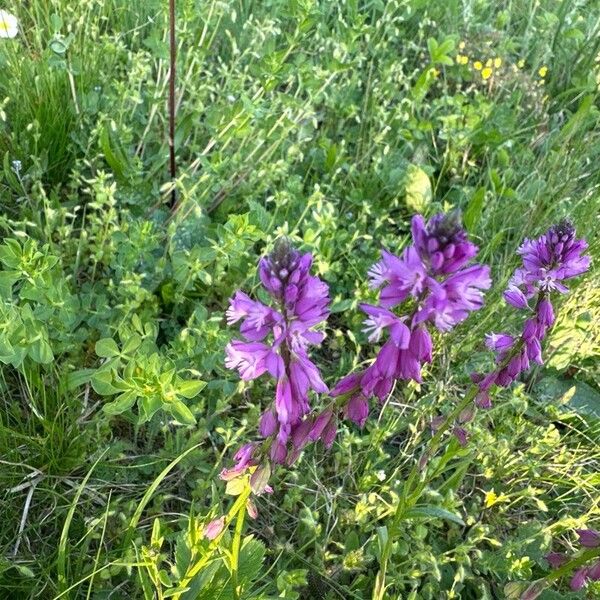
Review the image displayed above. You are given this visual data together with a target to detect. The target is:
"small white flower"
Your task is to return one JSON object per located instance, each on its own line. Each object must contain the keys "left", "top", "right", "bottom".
{"left": 0, "top": 10, "right": 18, "bottom": 39}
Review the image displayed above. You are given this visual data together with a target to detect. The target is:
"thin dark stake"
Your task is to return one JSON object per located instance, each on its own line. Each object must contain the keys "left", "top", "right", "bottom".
{"left": 169, "top": 0, "right": 177, "bottom": 209}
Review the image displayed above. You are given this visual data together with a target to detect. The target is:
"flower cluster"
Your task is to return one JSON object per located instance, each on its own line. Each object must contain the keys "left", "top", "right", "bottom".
{"left": 475, "top": 220, "right": 590, "bottom": 407}
{"left": 223, "top": 238, "right": 330, "bottom": 476}
{"left": 332, "top": 211, "right": 491, "bottom": 423}
{"left": 546, "top": 529, "right": 600, "bottom": 591}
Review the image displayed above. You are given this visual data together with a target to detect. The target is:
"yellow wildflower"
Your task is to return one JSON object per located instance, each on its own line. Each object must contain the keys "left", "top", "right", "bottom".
{"left": 538, "top": 65, "right": 548, "bottom": 77}
{"left": 517, "top": 59, "right": 525, "bottom": 69}
{"left": 486, "top": 59, "right": 493, "bottom": 67}
{"left": 473, "top": 61, "right": 483, "bottom": 71}
{"left": 459, "top": 41, "right": 466, "bottom": 50}
{"left": 494, "top": 57, "right": 502, "bottom": 68}
{"left": 481, "top": 67, "right": 493, "bottom": 80}
{"left": 456, "top": 54, "right": 469, "bottom": 65}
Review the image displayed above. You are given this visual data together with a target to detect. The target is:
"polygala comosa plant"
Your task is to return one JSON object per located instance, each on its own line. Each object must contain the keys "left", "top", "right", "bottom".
{"left": 213, "top": 211, "right": 590, "bottom": 599}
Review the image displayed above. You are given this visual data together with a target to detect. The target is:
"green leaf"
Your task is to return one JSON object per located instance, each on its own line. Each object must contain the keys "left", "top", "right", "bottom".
{"left": 405, "top": 505, "right": 465, "bottom": 527}
{"left": 103, "top": 390, "right": 137, "bottom": 415}
{"left": 95, "top": 338, "right": 120, "bottom": 358}
{"left": 225, "top": 477, "right": 246, "bottom": 496}
{"left": 376, "top": 526, "right": 388, "bottom": 560}
{"left": 15, "top": 565, "right": 35, "bottom": 578}
{"left": 405, "top": 165, "right": 432, "bottom": 212}
{"left": 121, "top": 333, "right": 142, "bottom": 355}
{"left": 535, "top": 376, "right": 600, "bottom": 420}
{"left": 91, "top": 370, "right": 119, "bottom": 395}
{"left": 463, "top": 187, "right": 486, "bottom": 232}
{"left": 66, "top": 369, "right": 94, "bottom": 390}
{"left": 177, "top": 380, "right": 206, "bottom": 399}
{"left": 29, "top": 339, "right": 54, "bottom": 364}
{"left": 168, "top": 400, "right": 196, "bottom": 425}
{"left": 0, "top": 271, "right": 19, "bottom": 297}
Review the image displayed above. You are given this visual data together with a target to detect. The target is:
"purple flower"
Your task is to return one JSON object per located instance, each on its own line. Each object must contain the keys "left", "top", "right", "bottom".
{"left": 589, "top": 561, "right": 600, "bottom": 581}
{"left": 220, "top": 443, "right": 257, "bottom": 481}
{"left": 504, "top": 286, "right": 529, "bottom": 309}
{"left": 204, "top": 517, "right": 225, "bottom": 540}
{"left": 545, "top": 552, "right": 568, "bottom": 569}
{"left": 225, "top": 341, "right": 281, "bottom": 381}
{"left": 224, "top": 238, "right": 330, "bottom": 473}
{"left": 345, "top": 393, "right": 369, "bottom": 427}
{"left": 476, "top": 222, "right": 589, "bottom": 401}
{"left": 361, "top": 304, "right": 410, "bottom": 346}
{"left": 354, "top": 211, "right": 489, "bottom": 406}
{"left": 576, "top": 529, "right": 600, "bottom": 548}
{"left": 537, "top": 298, "right": 555, "bottom": 327}
{"left": 369, "top": 246, "right": 428, "bottom": 307}
{"left": 453, "top": 426, "right": 469, "bottom": 447}
{"left": 571, "top": 567, "right": 589, "bottom": 591}
{"left": 258, "top": 409, "right": 278, "bottom": 437}
{"left": 331, "top": 372, "right": 363, "bottom": 396}
{"left": 514, "top": 219, "right": 590, "bottom": 294}
{"left": 411, "top": 211, "right": 478, "bottom": 274}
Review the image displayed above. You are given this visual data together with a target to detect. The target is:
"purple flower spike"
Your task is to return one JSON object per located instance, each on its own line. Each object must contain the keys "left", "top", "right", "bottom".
{"left": 515, "top": 219, "right": 591, "bottom": 293}
{"left": 346, "top": 211, "right": 490, "bottom": 414}
{"left": 576, "top": 529, "right": 600, "bottom": 548}
{"left": 224, "top": 238, "right": 330, "bottom": 475}
{"left": 476, "top": 221, "right": 589, "bottom": 400}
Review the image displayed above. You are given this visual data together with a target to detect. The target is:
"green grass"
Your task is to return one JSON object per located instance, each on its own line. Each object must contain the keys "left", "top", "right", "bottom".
{"left": 0, "top": 0, "right": 599, "bottom": 598}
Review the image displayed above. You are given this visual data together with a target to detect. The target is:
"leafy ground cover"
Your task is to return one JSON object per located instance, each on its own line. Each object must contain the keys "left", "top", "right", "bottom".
{"left": 0, "top": 0, "right": 599, "bottom": 598}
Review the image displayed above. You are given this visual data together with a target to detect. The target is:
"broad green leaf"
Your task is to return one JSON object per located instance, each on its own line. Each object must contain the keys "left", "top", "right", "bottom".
{"left": 95, "top": 338, "right": 120, "bottom": 358}
{"left": 225, "top": 477, "right": 246, "bottom": 496}
{"left": 29, "top": 339, "right": 54, "bottom": 364}
{"left": 168, "top": 400, "right": 196, "bottom": 425}
{"left": 405, "top": 165, "right": 432, "bottom": 212}
{"left": 121, "top": 333, "right": 142, "bottom": 355}
{"left": 66, "top": 369, "right": 94, "bottom": 390}
{"left": 176, "top": 380, "right": 206, "bottom": 399}
{"left": 91, "top": 370, "right": 119, "bottom": 395}
{"left": 535, "top": 376, "right": 600, "bottom": 420}
{"left": 103, "top": 390, "right": 137, "bottom": 415}
{"left": 0, "top": 271, "right": 19, "bottom": 297}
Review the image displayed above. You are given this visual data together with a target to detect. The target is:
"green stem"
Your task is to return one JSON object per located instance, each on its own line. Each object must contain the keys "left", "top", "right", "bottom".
{"left": 372, "top": 384, "right": 479, "bottom": 600}
{"left": 175, "top": 488, "right": 251, "bottom": 599}
{"left": 546, "top": 547, "right": 600, "bottom": 583}
{"left": 231, "top": 495, "right": 247, "bottom": 600}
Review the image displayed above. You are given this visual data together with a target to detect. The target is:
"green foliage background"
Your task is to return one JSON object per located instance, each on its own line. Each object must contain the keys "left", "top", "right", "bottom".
{"left": 0, "top": 0, "right": 599, "bottom": 598}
